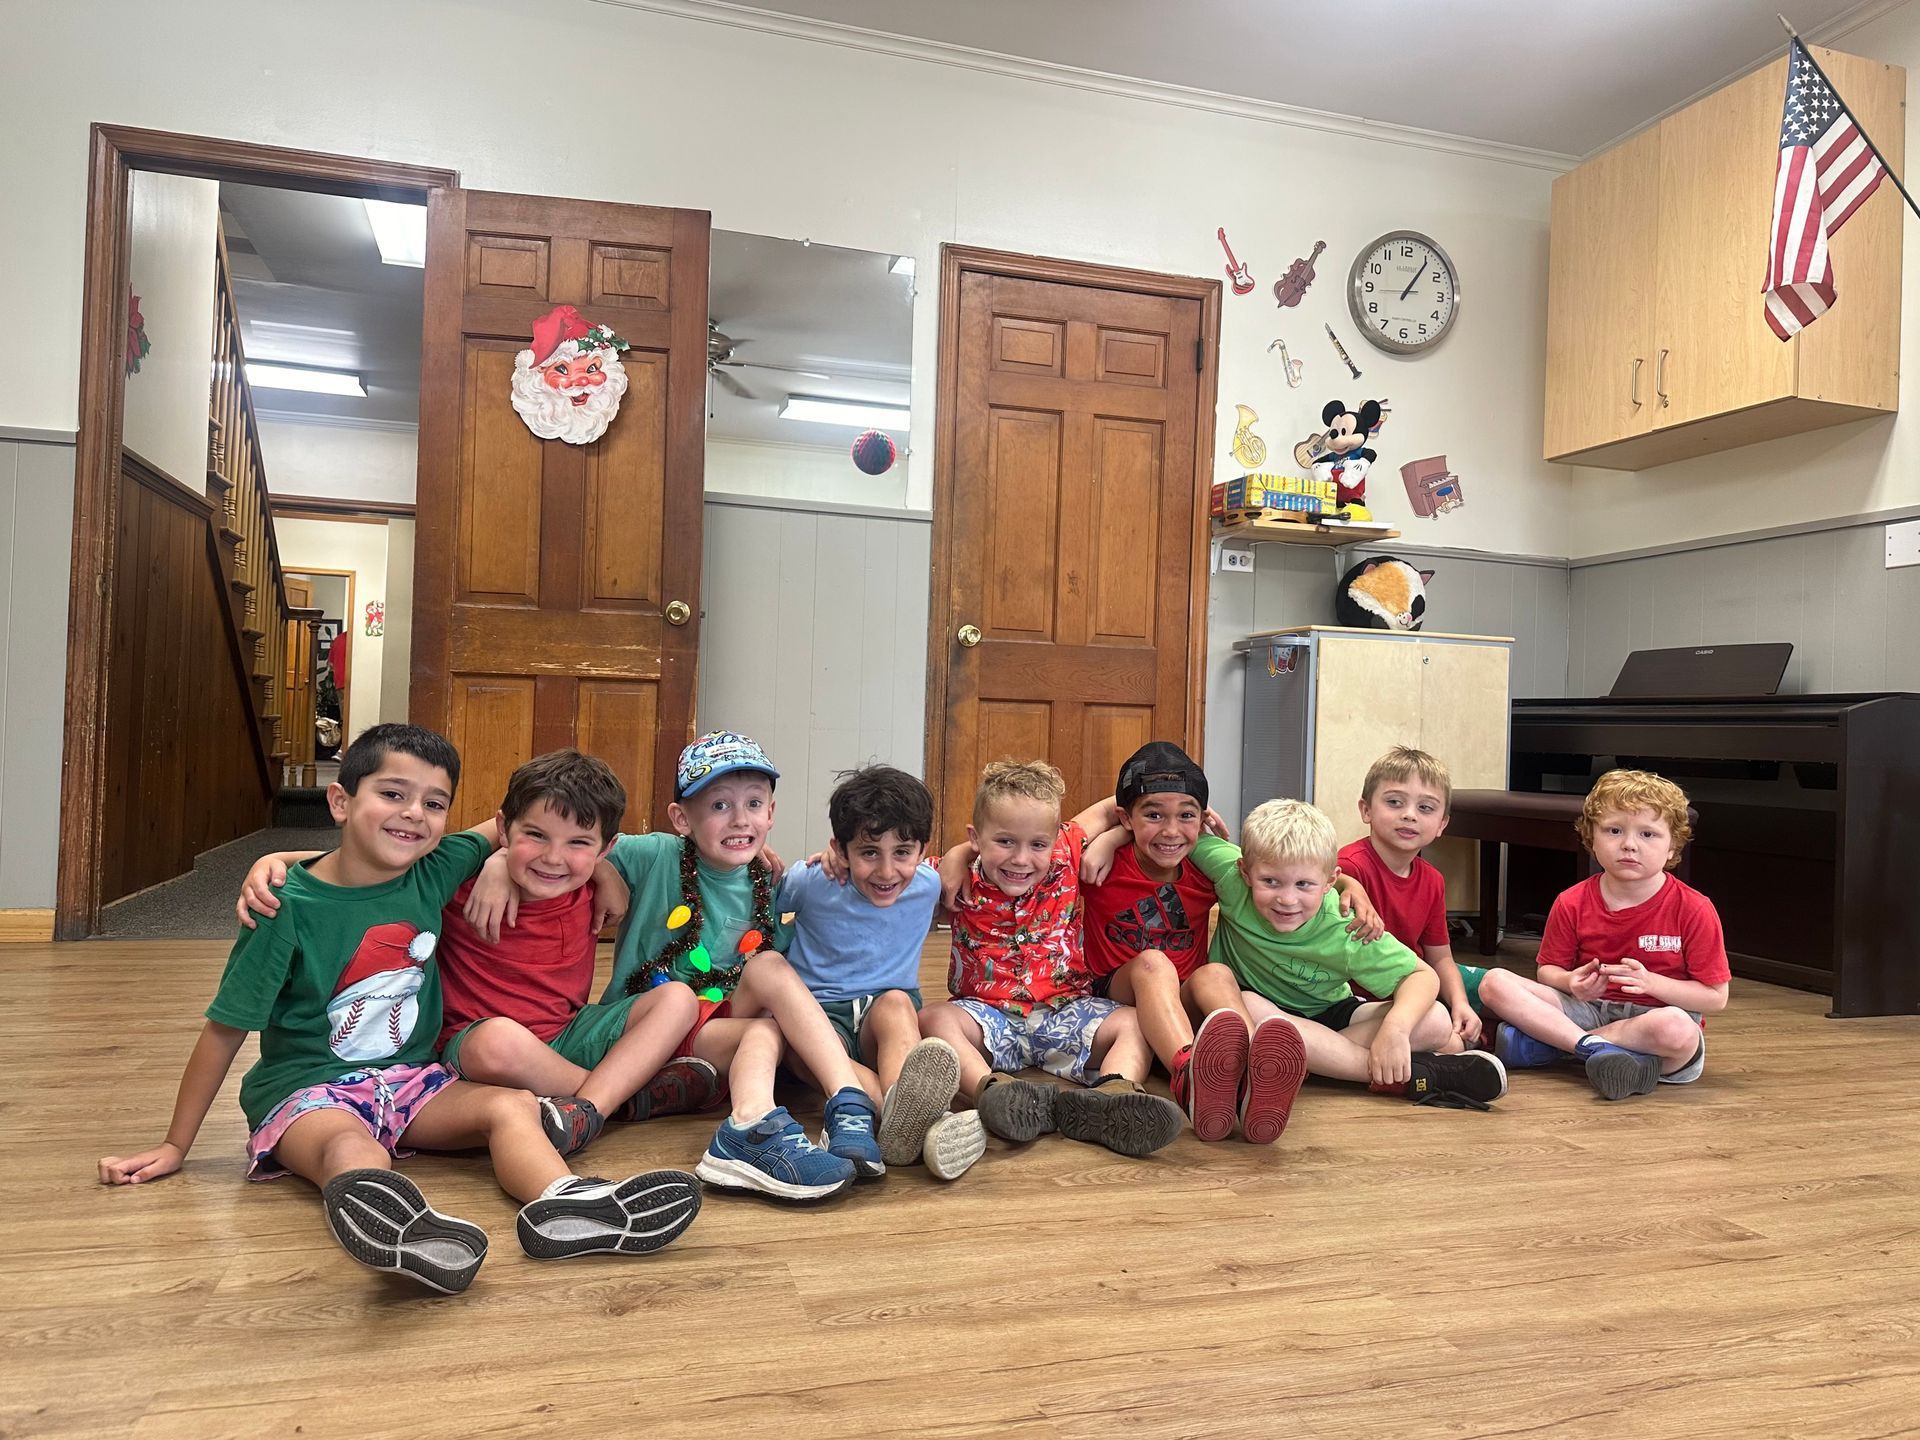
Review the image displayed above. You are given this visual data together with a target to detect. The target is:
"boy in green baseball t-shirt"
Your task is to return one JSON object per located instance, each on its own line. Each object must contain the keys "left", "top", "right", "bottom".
{"left": 100, "top": 724, "right": 702, "bottom": 1296}
{"left": 1191, "top": 798, "right": 1507, "bottom": 1111}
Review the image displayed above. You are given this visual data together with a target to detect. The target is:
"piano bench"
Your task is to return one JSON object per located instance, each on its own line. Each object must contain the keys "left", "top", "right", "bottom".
{"left": 1446, "top": 790, "right": 1696, "bottom": 957}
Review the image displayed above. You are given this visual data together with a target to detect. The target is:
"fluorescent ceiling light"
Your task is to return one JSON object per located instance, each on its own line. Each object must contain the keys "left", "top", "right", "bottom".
{"left": 890, "top": 255, "right": 915, "bottom": 277}
{"left": 779, "top": 396, "right": 910, "bottom": 430}
{"left": 246, "top": 363, "right": 367, "bottom": 397}
{"left": 363, "top": 198, "right": 426, "bottom": 267}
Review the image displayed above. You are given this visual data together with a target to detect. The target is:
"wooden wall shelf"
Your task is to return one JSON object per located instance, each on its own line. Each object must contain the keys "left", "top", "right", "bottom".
{"left": 1213, "top": 518, "right": 1400, "bottom": 547}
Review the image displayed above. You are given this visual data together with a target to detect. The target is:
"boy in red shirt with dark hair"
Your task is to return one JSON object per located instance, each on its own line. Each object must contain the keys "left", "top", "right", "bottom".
{"left": 1479, "top": 769, "right": 1731, "bottom": 1100}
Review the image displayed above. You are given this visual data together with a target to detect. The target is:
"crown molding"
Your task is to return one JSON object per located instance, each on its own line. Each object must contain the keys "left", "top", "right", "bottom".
{"left": 254, "top": 410, "right": 419, "bottom": 435}
{"left": 587, "top": 0, "right": 1579, "bottom": 173}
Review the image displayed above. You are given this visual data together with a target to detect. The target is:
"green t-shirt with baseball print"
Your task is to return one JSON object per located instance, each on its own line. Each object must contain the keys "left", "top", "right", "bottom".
{"left": 207, "top": 831, "right": 493, "bottom": 1129}
{"left": 1189, "top": 835, "right": 1420, "bottom": 1015}
{"left": 600, "top": 832, "right": 794, "bottom": 1004}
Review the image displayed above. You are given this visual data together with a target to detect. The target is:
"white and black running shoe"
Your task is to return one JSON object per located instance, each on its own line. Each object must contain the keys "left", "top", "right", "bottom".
{"left": 516, "top": 1170, "right": 703, "bottom": 1259}
{"left": 322, "top": 1168, "right": 489, "bottom": 1295}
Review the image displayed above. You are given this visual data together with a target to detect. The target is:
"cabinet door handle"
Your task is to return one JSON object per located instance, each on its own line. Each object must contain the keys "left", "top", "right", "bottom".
{"left": 1655, "top": 348, "right": 1670, "bottom": 408}
{"left": 1630, "top": 357, "right": 1643, "bottom": 409}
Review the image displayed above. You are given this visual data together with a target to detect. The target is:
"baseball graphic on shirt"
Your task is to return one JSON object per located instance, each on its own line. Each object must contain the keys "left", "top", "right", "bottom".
{"left": 327, "top": 923, "right": 437, "bottom": 1062}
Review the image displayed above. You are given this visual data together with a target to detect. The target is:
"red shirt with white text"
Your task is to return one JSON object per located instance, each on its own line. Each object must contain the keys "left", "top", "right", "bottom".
{"left": 1536, "top": 873, "right": 1730, "bottom": 1006}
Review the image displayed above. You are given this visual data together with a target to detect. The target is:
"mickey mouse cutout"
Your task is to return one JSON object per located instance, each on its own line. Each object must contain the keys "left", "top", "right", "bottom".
{"left": 1295, "top": 399, "right": 1384, "bottom": 522}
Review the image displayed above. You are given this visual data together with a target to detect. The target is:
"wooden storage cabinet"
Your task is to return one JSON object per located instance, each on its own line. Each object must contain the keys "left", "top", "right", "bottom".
{"left": 1544, "top": 46, "right": 1904, "bottom": 471}
{"left": 1239, "top": 626, "right": 1512, "bottom": 910}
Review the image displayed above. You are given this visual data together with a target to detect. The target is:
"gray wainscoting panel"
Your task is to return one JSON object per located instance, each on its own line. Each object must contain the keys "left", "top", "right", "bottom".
{"left": 1569, "top": 520, "right": 1920, "bottom": 696}
{"left": 698, "top": 499, "right": 931, "bottom": 863}
{"left": 0, "top": 436, "right": 76, "bottom": 907}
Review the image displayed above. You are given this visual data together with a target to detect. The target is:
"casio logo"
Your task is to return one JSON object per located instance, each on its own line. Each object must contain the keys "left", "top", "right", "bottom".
{"left": 1693, "top": 648, "right": 1716, "bottom": 655}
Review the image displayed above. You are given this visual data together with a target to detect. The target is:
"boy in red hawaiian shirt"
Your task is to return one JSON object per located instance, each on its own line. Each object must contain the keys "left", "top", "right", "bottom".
{"left": 921, "top": 760, "right": 1184, "bottom": 1158}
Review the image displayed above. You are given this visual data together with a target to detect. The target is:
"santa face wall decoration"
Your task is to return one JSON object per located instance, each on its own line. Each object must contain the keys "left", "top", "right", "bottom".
{"left": 510, "top": 304, "right": 632, "bottom": 444}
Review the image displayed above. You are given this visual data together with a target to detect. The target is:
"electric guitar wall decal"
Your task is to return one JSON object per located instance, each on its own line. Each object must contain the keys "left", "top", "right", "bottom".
{"left": 1216, "top": 228, "right": 1254, "bottom": 295}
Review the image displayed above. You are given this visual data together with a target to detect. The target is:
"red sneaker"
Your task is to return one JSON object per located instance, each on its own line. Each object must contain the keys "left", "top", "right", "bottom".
{"left": 1240, "top": 1017, "right": 1307, "bottom": 1145}
{"left": 616, "top": 1056, "right": 723, "bottom": 1121}
{"left": 1187, "top": 1009, "right": 1251, "bottom": 1142}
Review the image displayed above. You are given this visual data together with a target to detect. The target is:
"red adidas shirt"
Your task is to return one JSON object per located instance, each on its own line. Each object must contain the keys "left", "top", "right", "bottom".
{"left": 1536, "top": 873, "right": 1731, "bottom": 1005}
{"left": 436, "top": 877, "right": 599, "bottom": 1047}
{"left": 1081, "top": 843, "right": 1218, "bottom": 980}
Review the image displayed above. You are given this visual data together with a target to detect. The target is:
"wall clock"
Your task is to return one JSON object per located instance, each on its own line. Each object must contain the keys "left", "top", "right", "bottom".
{"left": 1348, "top": 231, "right": 1459, "bottom": 355}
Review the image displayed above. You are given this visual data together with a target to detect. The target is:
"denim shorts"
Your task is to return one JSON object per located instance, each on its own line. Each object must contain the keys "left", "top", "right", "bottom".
{"left": 246, "top": 1062, "right": 458, "bottom": 1179}
{"left": 951, "top": 996, "right": 1119, "bottom": 1083}
{"left": 1553, "top": 995, "right": 1707, "bottom": 1084}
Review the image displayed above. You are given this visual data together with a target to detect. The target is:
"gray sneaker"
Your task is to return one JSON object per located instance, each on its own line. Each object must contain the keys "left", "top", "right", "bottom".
{"left": 877, "top": 1037, "right": 963, "bottom": 1166}
{"left": 975, "top": 1074, "right": 1057, "bottom": 1142}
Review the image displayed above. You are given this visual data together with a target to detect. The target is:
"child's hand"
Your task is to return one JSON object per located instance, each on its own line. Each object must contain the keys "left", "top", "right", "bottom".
{"left": 1339, "top": 887, "right": 1385, "bottom": 944}
{"left": 938, "top": 842, "right": 976, "bottom": 913}
{"left": 1368, "top": 1025, "right": 1413, "bottom": 1088}
{"left": 815, "top": 847, "right": 849, "bottom": 884}
{"left": 235, "top": 857, "right": 290, "bottom": 929}
{"left": 463, "top": 850, "right": 519, "bottom": 944}
{"left": 1450, "top": 1000, "right": 1483, "bottom": 1047}
{"left": 98, "top": 1142, "right": 183, "bottom": 1186}
{"left": 1569, "top": 959, "right": 1608, "bottom": 1001}
{"left": 1079, "top": 827, "right": 1125, "bottom": 886}
{"left": 763, "top": 847, "right": 787, "bottom": 887}
{"left": 1203, "top": 807, "right": 1230, "bottom": 839}
{"left": 591, "top": 861, "right": 630, "bottom": 934}
{"left": 1598, "top": 956, "right": 1654, "bottom": 998}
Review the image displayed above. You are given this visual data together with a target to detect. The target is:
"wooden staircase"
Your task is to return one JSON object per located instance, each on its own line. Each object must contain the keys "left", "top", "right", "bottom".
{"left": 207, "top": 229, "right": 324, "bottom": 788}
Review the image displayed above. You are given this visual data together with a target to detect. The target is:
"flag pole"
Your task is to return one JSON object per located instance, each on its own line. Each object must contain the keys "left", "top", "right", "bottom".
{"left": 1777, "top": 13, "right": 1920, "bottom": 220}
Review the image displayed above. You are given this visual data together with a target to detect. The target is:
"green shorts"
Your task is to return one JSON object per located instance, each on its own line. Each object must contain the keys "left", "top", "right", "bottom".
{"left": 819, "top": 988, "right": 922, "bottom": 1060}
{"left": 1457, "top": 963, "right": 1490, "bottom": 1013}
{"left": 440, "top": 993, "right": 641, "bottom": 1075}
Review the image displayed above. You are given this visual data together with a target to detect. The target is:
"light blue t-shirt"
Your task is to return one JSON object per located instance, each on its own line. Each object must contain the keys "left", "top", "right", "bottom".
{"left": 777, "top": 861, "right": 937, "bottom": 1001}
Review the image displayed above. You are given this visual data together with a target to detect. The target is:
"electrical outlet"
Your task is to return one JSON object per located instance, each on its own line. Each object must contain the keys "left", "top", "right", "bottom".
{"left": 1221, "top": 547, "right": 1254, "bottom": 573}
{"left": 1887, "top": 518, "right": 1920, "bottom": 568}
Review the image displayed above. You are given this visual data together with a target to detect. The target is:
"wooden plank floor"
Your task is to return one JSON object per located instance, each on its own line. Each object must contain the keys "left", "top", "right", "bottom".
{"left": 4, "top": 934, "right": 1918, "bottom": 1439}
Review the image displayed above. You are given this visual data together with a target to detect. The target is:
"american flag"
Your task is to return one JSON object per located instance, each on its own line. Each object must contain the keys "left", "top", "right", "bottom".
{"left": 1763, "top": 40, "right": 1887, "bottom": 340}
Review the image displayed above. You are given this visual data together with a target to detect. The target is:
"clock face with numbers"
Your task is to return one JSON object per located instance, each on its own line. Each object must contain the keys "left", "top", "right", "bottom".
{"left": 1348, "top": 231, "right": 1460, "bottom": 355}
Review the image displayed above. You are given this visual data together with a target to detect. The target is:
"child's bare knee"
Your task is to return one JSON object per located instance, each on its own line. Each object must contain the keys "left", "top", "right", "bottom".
{"left": 458, "top": 1018, "right": 520, "bottom": 1074}
{"left": 1130, "top": 950, "right": 1177, "bottom": 986}
{"left": 1648, "top": 1006, "right": 1702, "bottom": 1054}
{"left": 870, "top": 989, "right": 918, "bottom": 1024}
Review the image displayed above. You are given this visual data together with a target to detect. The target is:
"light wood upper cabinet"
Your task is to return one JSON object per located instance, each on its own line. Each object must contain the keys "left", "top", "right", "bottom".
{"left": 1544, "top": 47, "right": 1904, "bottom": 470}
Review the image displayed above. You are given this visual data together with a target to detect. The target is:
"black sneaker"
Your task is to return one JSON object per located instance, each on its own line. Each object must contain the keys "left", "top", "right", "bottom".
{"left": 516, "top": 1170, "right": 703, "bottom": 1259}
{"left": 538, "top": 1095, "right": 606, "bottom": 1157}
{"left": 975, "top": 1074, "right": 1057, "bottom": 1142}
{"left": 1405, "top": 1051, "right": 1508, "bottom": 1110}
{"left": 322, "top": 1168, "right": 489, "bottom": 1294}
{"left": 1054, "top": 1078, "right": 1184, "bottom": 1157}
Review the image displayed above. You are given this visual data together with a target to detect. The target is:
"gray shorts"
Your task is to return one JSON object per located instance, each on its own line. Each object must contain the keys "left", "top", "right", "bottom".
{"left": 951, "top": 996, "right": 1119, "bottom": 1083}
{"left": 1554, "top": 995, "right": 1707, "bottom": 1084}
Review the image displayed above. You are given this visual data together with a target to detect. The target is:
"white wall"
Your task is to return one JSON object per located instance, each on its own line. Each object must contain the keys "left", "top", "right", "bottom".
{"left": 275, "top": 516, "right": 394, "bottom": 740}
{"left": 707, "top": 437, "right": 910, "bottom": 509}
{"left": 122, "top": 171, "right": 218, "bottom": 491}
{"left": 381, "top": 517, "right": 416, "bottom": 727}
{"left": 257, "top": 416, "right": 419, "bottom": 504}
{"left": 1562, "top": 5, "right": 1920, "bottom": 558}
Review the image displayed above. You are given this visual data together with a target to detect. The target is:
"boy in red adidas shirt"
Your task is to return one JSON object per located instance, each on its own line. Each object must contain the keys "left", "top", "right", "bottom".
{"left": 1479, "top": 769, "right": 1731, "bottom": 1100}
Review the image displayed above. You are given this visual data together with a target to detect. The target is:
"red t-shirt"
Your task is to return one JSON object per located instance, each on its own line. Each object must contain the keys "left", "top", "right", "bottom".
{"left": 1536, "top": 874, "right": 1731, "bottom": 1006}
{"left": 948, "top": 822, "right": 1088, "bottom": 1014}
{"left": 1337, "top": 837, "right": 1450, "bottom": 1003}
{"left": 436, "top": 877, "right": 599, "bottom": 1047}
{"left": 1081, "top": 843, "right": 1218, "bottom": 980}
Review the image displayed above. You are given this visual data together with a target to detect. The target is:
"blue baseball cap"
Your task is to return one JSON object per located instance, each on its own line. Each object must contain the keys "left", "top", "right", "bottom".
{"left": 676, "top": 730, "right": 779, "bottom": 800}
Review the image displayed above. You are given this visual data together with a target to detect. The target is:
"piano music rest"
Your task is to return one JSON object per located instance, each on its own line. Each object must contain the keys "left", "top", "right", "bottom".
{"left": 1447, "top": 789, "right": 1695, "bottom": 956}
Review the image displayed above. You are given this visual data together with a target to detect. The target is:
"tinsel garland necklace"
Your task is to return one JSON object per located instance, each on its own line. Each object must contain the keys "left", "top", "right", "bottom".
{"left": 625, "top": 836, "right": 776, "bottom": 1000}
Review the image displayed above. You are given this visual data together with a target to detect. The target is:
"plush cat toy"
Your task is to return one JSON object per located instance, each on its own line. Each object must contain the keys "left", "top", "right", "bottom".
{"left": 1335, "top": 555, "right": 1433, "bottom": 631}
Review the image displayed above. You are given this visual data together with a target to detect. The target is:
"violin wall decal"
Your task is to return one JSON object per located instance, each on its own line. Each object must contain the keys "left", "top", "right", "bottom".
{"left": 1274, "top": 240, "right": 1326, "bottom": 308}
{"left": 1216, "top": 228, "right": 1254, "bottom": 295}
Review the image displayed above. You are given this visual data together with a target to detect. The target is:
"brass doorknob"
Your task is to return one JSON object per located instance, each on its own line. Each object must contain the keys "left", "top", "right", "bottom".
{"left": 665, "top": 600, "right": 692, "bottom": 626}
{"left": 957, "top": 624, "right": 982, "bottom": 647}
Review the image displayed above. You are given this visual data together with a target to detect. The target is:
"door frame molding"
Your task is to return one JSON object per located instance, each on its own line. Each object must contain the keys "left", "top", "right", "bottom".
{"left": 57, "top": 124, "right": 457, "bottom": 938}
{"left": 922, "top": 244, "right": 1222, "bottom": 821}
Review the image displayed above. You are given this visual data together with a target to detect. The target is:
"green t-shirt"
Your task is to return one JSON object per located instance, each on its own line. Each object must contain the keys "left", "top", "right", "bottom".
{"left": 206, "top": 831, "right": 493, "bottom": 1129}
{"left": 600, "top": 832, "right": 794, "bottom": 1003}
{"left": 1189, "top": 835, "right": 1420, "bottom": 1014}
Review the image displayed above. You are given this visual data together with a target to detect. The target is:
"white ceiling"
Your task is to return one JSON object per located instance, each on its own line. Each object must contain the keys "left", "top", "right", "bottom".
{"left": 722, "top": 0, "right": 1879, "bottom": 156}
{"left": 220, "top": 183, "right": 424, "bottom": 425}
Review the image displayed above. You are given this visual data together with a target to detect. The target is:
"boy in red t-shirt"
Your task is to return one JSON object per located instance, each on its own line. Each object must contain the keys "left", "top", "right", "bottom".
{"left": 1338, "top": 746, "right": 1489, "bottom": 1044}
{"left": 923, "top": 759, "right": 1185, "bottom": 1157}
{"left": 1479, "top": 770, "right": 1731, "bottom": 1100}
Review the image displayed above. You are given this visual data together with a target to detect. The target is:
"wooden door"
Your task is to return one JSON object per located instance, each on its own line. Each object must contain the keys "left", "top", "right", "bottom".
{"left": 1654, "top": 62, "right": 1795, "bottom": 428}
{"left": 1543, "top": 126, "right": 1661, "bottom": 459}
{"left": 928, "top": 250, "right": 1218, "bottom": 841}
{"left": 414, "top": 190, "right": 709, "bottom": 831}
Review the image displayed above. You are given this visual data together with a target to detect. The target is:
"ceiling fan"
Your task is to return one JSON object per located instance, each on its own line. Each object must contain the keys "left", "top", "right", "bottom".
{"left": 708, "top": 320, "right": 830, "bottom": 399}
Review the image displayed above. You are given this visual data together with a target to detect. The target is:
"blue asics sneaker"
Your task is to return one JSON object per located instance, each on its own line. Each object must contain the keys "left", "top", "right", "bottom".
{"left": 1494, "top": 1023, "right": 1574, "bottom": 1070}
{"left": 695, "top": 1107, "right": 856, "bottom": 1202}
{"left": 1578, "top": 1039, "right": 1662, "bottom": 1100}
{"left": 821, "top": 1087, "right": 885, "bottom": 1181}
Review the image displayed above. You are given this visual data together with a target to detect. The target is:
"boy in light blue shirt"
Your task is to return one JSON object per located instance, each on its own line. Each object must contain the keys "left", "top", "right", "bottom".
{"left": 781, "top": 766, "right": 986, "bottom": 1180}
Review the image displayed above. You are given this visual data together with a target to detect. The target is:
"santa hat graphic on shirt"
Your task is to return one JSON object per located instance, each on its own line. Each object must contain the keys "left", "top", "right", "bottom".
{"left": 326, "top": 923, "right": 437, "bottom": 1063}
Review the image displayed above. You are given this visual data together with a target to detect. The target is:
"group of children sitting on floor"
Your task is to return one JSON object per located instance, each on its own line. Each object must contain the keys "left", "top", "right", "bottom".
{"left": 99, "top": 722, "right": 1731, "bottom": 1295}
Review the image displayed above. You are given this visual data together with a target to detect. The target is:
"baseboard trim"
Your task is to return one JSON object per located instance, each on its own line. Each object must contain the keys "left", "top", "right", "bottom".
{"left": 0, "top": 909, "right": 55, "bottom": 942}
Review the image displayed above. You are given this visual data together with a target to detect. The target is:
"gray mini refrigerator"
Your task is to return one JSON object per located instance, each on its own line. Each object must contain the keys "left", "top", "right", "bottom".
{"left": 1240, "top": 634, "right": 1315, "bottom": 819}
